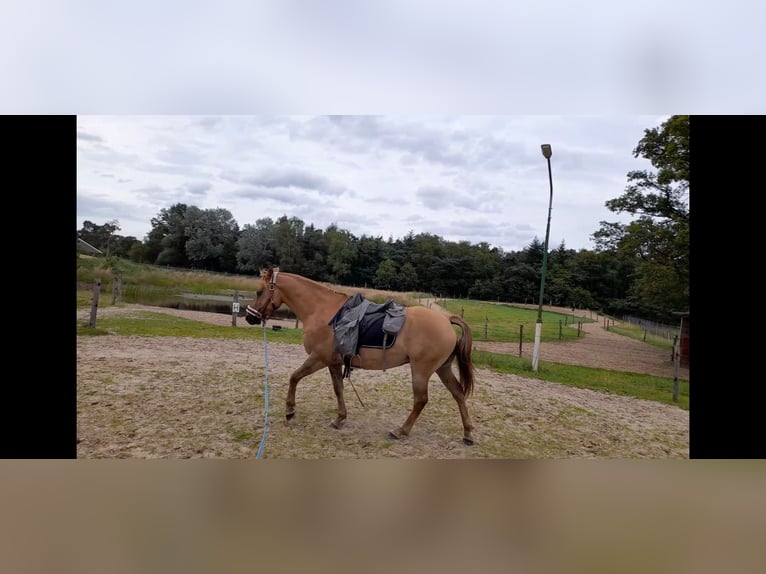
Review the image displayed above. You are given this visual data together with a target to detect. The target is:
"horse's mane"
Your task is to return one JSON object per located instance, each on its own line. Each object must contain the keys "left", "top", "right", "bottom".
{"left": 266, "top": 268, "right": 348, "bottom": 298}
{"left": 291, "top": 273, "right": 349, "bottom": 298}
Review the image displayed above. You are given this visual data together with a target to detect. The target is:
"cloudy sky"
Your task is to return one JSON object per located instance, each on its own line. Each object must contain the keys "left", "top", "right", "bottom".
{"left": 77, "top": 115, "right": 667, "bottom": 253}
{"left": 8, "top": 2, "right": 763, "bottom": 256}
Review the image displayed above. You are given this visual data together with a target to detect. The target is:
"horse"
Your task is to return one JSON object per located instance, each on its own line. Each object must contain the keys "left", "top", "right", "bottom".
{"left": 245, "top": 267, "right": 476, "bottom": 445}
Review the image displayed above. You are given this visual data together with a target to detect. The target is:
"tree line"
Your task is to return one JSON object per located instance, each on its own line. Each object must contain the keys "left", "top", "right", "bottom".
{"left": 77, "top": 116, "right": 689, "bottom": 324}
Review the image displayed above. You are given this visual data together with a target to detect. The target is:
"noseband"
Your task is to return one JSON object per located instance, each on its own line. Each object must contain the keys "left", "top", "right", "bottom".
{"left": 246, "top": 270, "right": 279, "bottom": 323}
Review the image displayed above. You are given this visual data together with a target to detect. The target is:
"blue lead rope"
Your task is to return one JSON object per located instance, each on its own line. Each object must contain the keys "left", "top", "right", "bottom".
{"left": 256, "top": 324, "right": 269, "bottom": 459}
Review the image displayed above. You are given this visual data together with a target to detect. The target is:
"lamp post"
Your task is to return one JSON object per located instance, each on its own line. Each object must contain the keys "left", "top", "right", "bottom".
{"left": 532, "top": 144, "right": 553, "bottom": 372}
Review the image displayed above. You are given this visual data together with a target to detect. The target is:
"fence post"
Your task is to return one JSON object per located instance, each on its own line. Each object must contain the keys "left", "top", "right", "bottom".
{"left": 672, "top": 335, "right": 680, "bottom": 402}
{"left": 558, "top": 320, "right": 562, "bottom": 339}
{"left": 232, "top": 291, "right": 239, "bottom": 327}
{"left": 461, "top": 307, "right": 464, "bottom": 318}
{"left": 484, "top": 317, "right": 488, "bottom": 340}
{"left": 88, "top": 278, "right": 101, "bottom": 328}
{"left": 111, "top": 275, "right": 122, "bottom": 305}
{"left": 519, "top": 325, "right": 523, "bottom": 356}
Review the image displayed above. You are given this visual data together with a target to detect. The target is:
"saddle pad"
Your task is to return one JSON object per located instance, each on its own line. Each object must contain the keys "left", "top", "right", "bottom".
{"left": 358, "top": 315, "right": 397, "bottom": 350}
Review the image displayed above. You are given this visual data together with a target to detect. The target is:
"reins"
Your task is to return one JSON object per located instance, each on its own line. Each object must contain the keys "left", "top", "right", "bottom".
{"left": 256, "top": 323, "right": 269, "bottom": 459}
{"left": 347, "top": 373, "right": 366, "bottom": 408}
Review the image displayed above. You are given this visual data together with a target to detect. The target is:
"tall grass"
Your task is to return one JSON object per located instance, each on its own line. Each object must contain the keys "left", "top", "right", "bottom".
{"left": 76, "top": 256, "right": 424, "bottom": 309}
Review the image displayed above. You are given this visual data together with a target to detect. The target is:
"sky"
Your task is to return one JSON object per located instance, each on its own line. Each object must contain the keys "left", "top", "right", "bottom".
{"left": 6, "top": 1, "right": 760, "bottom": 254}
{"left": 77, "top": 115, "right": 667, "bottom": 253}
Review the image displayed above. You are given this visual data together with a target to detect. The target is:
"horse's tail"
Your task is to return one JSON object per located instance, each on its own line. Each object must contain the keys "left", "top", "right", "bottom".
{"left": 449, "top": 315, "right": 475, "bottom": 397}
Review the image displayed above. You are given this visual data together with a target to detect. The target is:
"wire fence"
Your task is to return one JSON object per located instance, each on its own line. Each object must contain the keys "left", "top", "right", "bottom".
{"left": 620, "top": 315, "right": 680, "bottom": 342}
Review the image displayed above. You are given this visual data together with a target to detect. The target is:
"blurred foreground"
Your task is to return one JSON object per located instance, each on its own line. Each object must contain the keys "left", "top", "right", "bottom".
{"left": 1, "top": 460, "right": 764, "bottom": 573}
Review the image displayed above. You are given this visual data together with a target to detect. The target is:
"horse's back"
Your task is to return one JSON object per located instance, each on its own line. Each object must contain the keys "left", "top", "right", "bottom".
{"left": 399, "top": 305, "right": 460, "bottom": 351}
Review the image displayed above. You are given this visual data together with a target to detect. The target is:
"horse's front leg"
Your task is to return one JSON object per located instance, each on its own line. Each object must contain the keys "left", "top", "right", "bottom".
{"left": 285, "top": 354, "right": 327, "bottom": 421}
{"left": 328, "top": 364, "right": 347, "bottom": 429}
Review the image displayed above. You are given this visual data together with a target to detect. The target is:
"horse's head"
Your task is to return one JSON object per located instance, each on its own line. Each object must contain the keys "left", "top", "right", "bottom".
{"left": 245, "top": 267, "right": 283, "bottom": 325}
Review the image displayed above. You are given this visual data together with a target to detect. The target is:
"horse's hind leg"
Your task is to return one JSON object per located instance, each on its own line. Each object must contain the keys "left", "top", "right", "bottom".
{"left": 328, "top": 364, "right": 347, "bottom": 429}
{"left": 388, "top": 368, "right": 430, "bottom": 440}
{"left": 436, "top": 363, "right": 475, "bottom": 445}
{"left": 285, "top": 354, "right": 327, "bottom": 421}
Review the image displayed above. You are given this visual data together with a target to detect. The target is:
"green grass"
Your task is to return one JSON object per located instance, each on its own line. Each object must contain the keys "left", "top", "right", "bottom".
{"left": 438, "top": 299, "right": 593, "bottom": 343}
{"left": 472, "top": 349, "right": 688, "bottom": 410}
{"left": 77, "top": 311, "right": 688, "bottom": 410}
{"left": 76, "top": 311, "right": 304, "bottom": 344}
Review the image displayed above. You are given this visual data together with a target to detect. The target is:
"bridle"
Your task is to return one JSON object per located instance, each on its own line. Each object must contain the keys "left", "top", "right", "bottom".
{"left": 246, "top": 270, "right": 279, "bottom": 323}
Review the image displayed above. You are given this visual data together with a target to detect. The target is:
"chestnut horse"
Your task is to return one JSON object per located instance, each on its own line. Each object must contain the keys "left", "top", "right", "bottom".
{"left": 245, "top": 267, "right": 476, "bottom": 445}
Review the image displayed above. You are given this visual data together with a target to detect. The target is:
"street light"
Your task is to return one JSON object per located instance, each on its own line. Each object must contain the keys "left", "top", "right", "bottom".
{"left": 532, "top": 144, "right": 554, "bottom": 372}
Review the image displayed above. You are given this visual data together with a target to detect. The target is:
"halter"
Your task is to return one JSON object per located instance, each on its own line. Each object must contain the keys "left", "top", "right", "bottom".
{"left": 246, "top": 270, "right": 279, "bottom": 323}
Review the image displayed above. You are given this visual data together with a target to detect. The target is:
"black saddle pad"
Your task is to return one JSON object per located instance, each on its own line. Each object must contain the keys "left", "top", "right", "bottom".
{"left": 358, "top": 315, "right": 397, "bottom": 350}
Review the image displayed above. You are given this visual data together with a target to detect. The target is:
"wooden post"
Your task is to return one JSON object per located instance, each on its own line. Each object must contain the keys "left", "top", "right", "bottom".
{"left": 484, "top": 317, "right": 488, "bottom": 340}
{"left": 518, "top": 325, "right": 523, "bottom": 357}
{"left": 88, "top": 278, "right": 101, "bottom": 328}
{"left": 672, "top": 335, "right": 680, "bottom": 402}
{"left": 461, "top": 307, "right": 464, "bottom": 318}
{"left": 111, "top": 275, "right": 122, "bottom": 305}
{"left": 558, "top": 320, "right": 562, "bottom": 339}
{"left": 232, "top": 291, "right": 239, "bottom": 327}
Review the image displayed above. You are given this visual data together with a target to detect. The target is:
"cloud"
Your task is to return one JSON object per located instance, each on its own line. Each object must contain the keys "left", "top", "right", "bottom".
{"left": 180, "top": 181, "right": 212, "bottom": 196}
{"left": 221, "top": 168, "right": 348, "bottom": 197}
{"left": 77, "top": 130, "right": 102, "bottom": 142}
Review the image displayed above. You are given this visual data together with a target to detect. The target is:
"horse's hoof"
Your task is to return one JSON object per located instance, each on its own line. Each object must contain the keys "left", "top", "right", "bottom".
{"left": 388, "top": 430, "right": 400, "bottom": 440}
{"left": 462, "top": 437, "right": 475, "bottom": 446}
{"left": 285, "top": 411, "right": 295, "bottom": 421}
{"left": 329, "top": 420, "right": 341, "bottom": 429}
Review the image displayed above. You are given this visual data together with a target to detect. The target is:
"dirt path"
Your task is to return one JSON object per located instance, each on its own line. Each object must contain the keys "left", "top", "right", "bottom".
{"left": 424, "top": 301, "right": 688, "bottom": 379}
{"left": 76, "top": 304, "right": 689, "bottom": 459}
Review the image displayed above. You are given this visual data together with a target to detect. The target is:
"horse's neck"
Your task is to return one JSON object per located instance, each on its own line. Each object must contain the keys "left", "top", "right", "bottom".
{"left": 278, "top": 274, "right": 347, "bottom": 322}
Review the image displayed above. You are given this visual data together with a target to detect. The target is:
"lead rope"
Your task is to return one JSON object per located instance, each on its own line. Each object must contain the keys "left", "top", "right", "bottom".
{"left": 256, "top": 324, "right": 269, "bottom": 459}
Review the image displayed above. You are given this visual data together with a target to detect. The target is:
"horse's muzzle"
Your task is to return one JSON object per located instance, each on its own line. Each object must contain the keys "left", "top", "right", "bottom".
{"left": 245, "top": 305, "right": 262, "bottom": 325}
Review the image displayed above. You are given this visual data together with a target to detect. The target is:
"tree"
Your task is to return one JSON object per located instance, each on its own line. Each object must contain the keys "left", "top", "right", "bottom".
{"left": 407, "top": 233, "right": 443, "bottom": 291}
{"left": 237, "top": 217, "right": 277, "bottom": 273}
{"left": 350, "top": 234, "right": 386, "bottom": 287}
{"left": 274, "top": 215, "right": 305, "bottom": 272}
{"left": 184, "top": 206, "right": 240, "bottom": 271}
{"left": 300, "top": 223, "right": 328, "bottom": 281}
{"left": 325, "top": 224, "right": 358, "bottom": 284}
{"left": 152, "top": 203, "right": 190, "bottom": 267}
{"left": 373, "top": 259, "right": 398, "bottom": 290}
{"left": 77, "top": 220, "right": 121, "bottom": 255}
{"left": 398, "top": 262, "right": 418, "bottom": 291}
{"left": 593, "top": 115, "right": 689, "bottom": 322}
